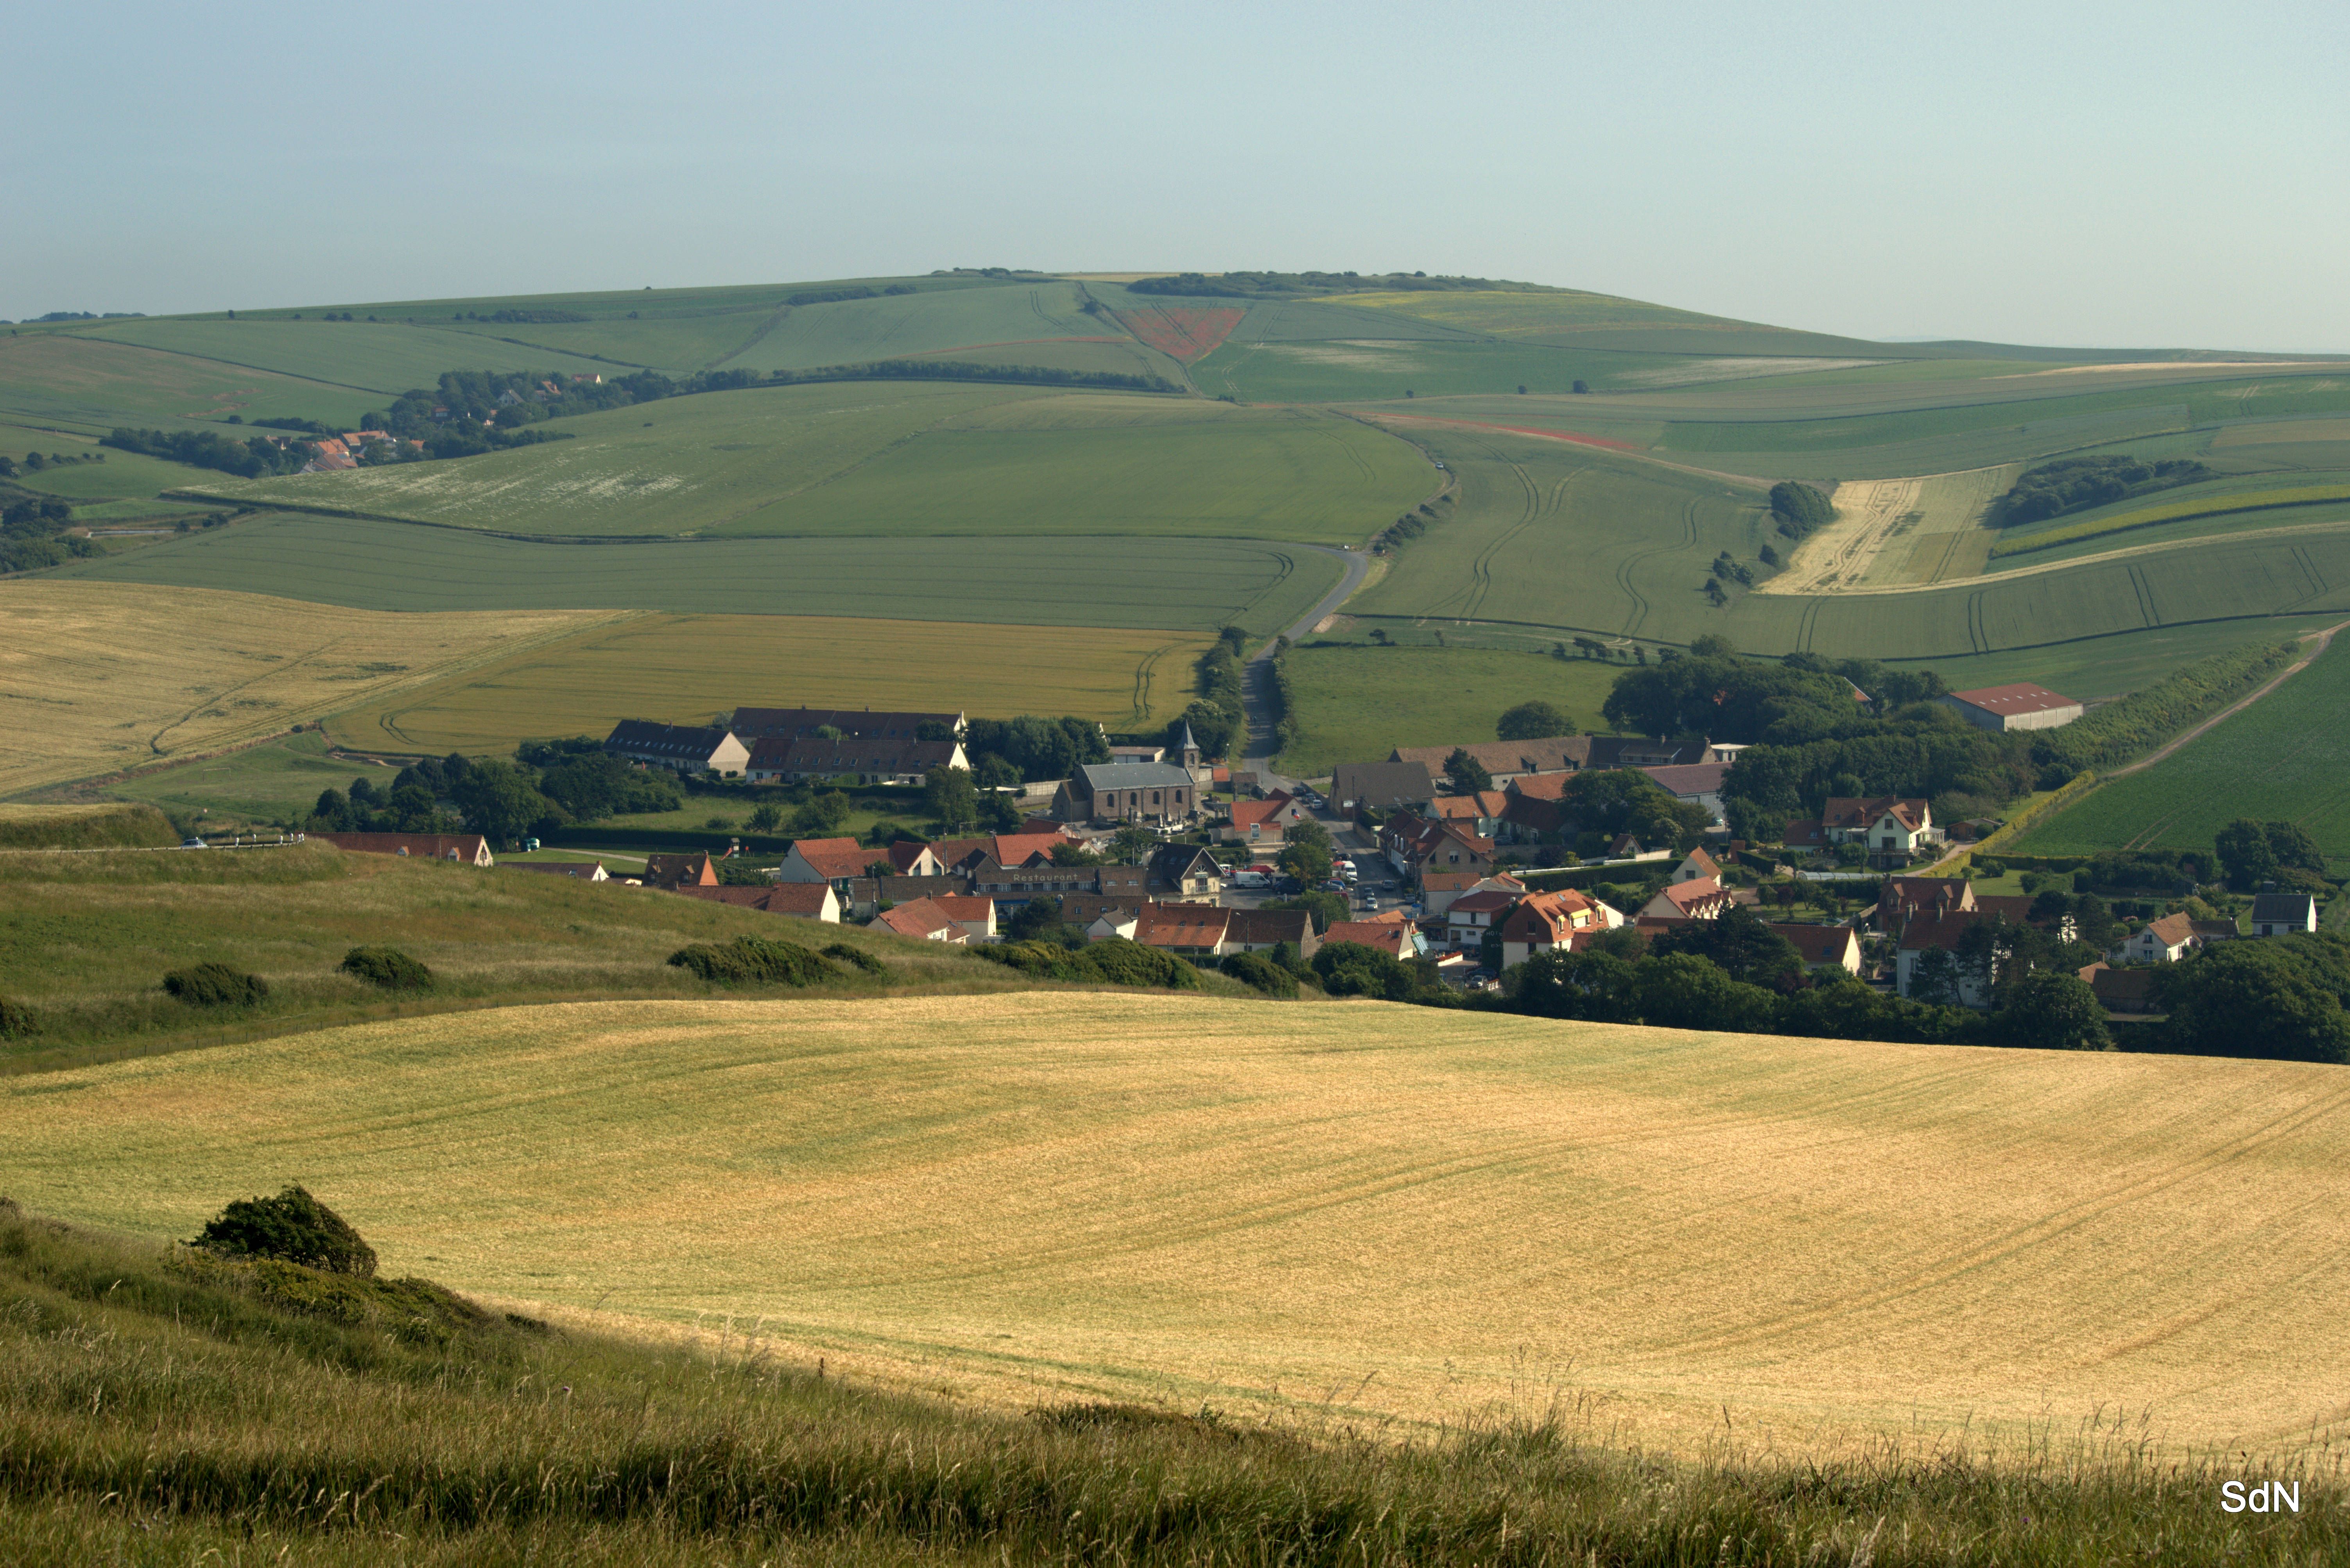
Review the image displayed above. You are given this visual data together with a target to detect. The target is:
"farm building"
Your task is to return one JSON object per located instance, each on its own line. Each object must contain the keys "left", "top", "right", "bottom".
{"left": 1938, "top": 683, "right": 2083, "bottom": 733}
{"left": 731, "top": 705, "right": 965, "bottom": 741}
{"left": 745, "top": 734, "right": 962, "bottom": 786}
{"left": 1331, "top": 760, "right": 1438, "bottom": 815}
{"left": 2249, "top": 887, "right": 2319, "bottom": 936}
{"left": 603, "top": 720, "right": 750, "bottom": 777}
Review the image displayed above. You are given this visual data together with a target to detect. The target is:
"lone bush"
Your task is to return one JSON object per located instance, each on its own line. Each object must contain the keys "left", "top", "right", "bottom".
{"left": 192, "top": 1184, "right": 377, "bottom": 1277}
{"left": 340, "top": 945, "right": 434, "bottom": 990}
{"left": 0, "top": 995, "right": 34, "bottom": 1039}
{"left": 163, "top": 962, "right": 269, "bottom": 1008}
{"left": 1219, "top": 951, "right": 1298, "bottom": 997}
{"left": 974, "top": 937, "right": 1203, "bottom": 990}
{"left": 822, "top": 942, "right": 886, "bottom": 974}
{"left": 668, "top": 935, "right": 834, "bottom": 986}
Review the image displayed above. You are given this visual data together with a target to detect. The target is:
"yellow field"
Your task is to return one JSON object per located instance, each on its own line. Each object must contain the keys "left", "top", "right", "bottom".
{"left": 328, "top": 614, "right": 1211, "bottom": 752}
{"left": 8, "top": 991, "right": 2346, "bottom": 1459}
{"left": 0, "top": 581, "right": 615, "bottom": 795}
{"left": 1760, "top": 466, "right": 2014, "bottom": 594}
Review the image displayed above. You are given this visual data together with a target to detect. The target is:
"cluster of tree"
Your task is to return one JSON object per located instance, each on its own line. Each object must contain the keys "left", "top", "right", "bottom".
{"left": 1710, "top": 551, "right": 1754, "bottom": 587}
{"left": 965, "top": 715, "right": 1112, "bottom": 784}
{"left": 3, "top": 449, "right": 102, "bottom": 476}
{"left": 2153, "top": 932, "right": 2350, "bottom": 1063}
{"left": 975, "top": 936, "right": 1203, "bottom": 990}
{"left": 784, "top": 284, "right": 916, "bottom": 306}
{"left": 1174, "top": 625, "right": 1250, "bottom": 761}
{"left": 1375, "top": 499, "right": 1447, "bottom": 551}
{"left": 1606, "top": 642, "right": 1928, "bottom": 746}
{"left": 1497, "top": 700, "right": 1574, "bottom": 740}
{"left": 100, "top": 426, "right": 313, "bottom": 479}
{"left": 308, "top": 743, "right": 684, "bottom": 842}
{"left": 1, "top": 489, "right": 93, "bottom": 574}
{"left": 2215, "top": 818, "right": 2328, "bottom": 892}
{"left": 478, "top": 309, "right": 591, "bottom": 324}
{"left": 1507, "top": 909, "right": 2112, "bottom": 1051}
{"left": 24, "top": 311, "right": 143, "bottom": 322}
{"left": 1265, "top": 637, "right": 1300, "bottom": 756}
{"left": 516, "top": 738, "right": 686, "bottom": 820}
{"left": 1999, "top": 456, "right": 2214, "bottom": 526}
{"left": 921, "top": 765, "right": 1028, "bottom": 834}
{"left": 1769, "top": 481, "right": 1836, "bottom": 540}
{"left": 1557, "top": 768, "right": 1714, "bottom": 849}
{"left": 1128, "top": 270, "right": 1541, "bottom": 298}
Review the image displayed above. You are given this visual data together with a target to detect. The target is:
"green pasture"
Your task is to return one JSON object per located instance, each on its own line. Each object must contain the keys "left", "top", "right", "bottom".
{"left": 1889, "top": 612, "right": 2350, "bottom": 701}
{"left": 722, "top": 282, "right": 1105, "bottom": 372}
{"left": 1987, "top": 507, "right": 2350, "bottom": 571}
{"left": 1991, "top": 473, "right": 2350, "bottom": 558}
{"left": 42, "top": 514, "right": 1344, "bottom": 634}
{"left": 99, "top": 731, "right": 372, "bottom": 827}
{"left": 1077, "top": 283, "right": 1481, "bottom": 344}
{"left": 67, "top": 318, "right": 617, "bottom": 396}
{"left": 1189, "top": 337, "right": 1704, "bottom": 403}
{"left": 0, "top": 332, "right": 377, "bottom": 431}
{"left": 1273, "top": 643, "right": 1621, "bottom": 776}
{"left": 174, "top": 382, "right": 1429, "bottom": 543}
{"left": 239, "top": 272, "right": 1002, "bottom": 324}
{"left": 437, "top": 310, "right": 775, "bottom": 371}
{"left": 4, "top": 443, "right": 213, "bottom": 502}
{"left": 2009, "top": 634, "right": 2350, "bottom": 864}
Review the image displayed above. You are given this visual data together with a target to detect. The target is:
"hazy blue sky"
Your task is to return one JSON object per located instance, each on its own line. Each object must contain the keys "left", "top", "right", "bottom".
{"left": 7, "top": 1, "right": 2344, "bottom": 348}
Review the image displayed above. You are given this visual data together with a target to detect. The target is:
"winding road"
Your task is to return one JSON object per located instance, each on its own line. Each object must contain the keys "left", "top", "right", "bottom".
{"left": 1241, "top": 544, "right": 1369, "bottom": 792}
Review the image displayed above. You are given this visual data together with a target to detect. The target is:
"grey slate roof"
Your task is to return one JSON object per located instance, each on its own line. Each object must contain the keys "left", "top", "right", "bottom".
{"left": 1331, "top": 759, "right": 1438, "bottom": 809}
{"left": 2250, "top": 890, "right": 2316, "bottom": 925}
{"left": 604, "top": 719, "right": 735, "bottom": 759}
{"left": 1076, "top": 762, "right": 1195, "bottom": 791}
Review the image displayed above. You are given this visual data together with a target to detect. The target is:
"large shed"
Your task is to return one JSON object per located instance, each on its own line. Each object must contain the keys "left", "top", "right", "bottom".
{"left": 1938, "top": 682, "right": 2083, "bottom": 733}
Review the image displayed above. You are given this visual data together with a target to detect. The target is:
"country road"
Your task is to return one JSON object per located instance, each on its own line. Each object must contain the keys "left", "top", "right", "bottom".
{"left": 1240, "top": 544, "right": 1368, "bottom": 791}
{"left": 2104, "top": 616, "right": 2350, "bottom": 779}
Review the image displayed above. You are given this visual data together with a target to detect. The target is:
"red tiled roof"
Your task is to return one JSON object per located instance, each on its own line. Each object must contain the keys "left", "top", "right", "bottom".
{"left": 990, "top": 832, "right": 1065, "bottom": 867}
{"left": 673, "top": 882, "right": 835, "bottom": 916}
{"left": 791, "top": 837, "right": 876, "bottom": 879}
{"left": 1823, "top": 796, "right": 1930, "bottom": 831}
{"left": 1946, "top": 682, "right": 2078, "bottom": 716}
{"left": 1766, "top": 922, "right": 1858, "bottom": 965}
{"left": 932, "top": 894, "right": 994, "bottom": 923}
{"left": 1432, "top": 790, "right": 1509, "bottom": 819}
{"left": 1322, "top": 921, "right": 1410, "bottom": 955}
{"left": 1135, "top": 902, "right": 1230, "bottom": 948}
{"left": 875, "top": 897, "right": 957, "bottom": 939}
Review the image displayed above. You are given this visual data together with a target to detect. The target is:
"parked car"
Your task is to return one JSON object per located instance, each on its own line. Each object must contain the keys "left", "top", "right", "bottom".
{"left": 180, "top": 837, "right": 207, "bottom": 849}
{"left": 1230, "top": 870, "right": 1269, "bottom": 889}
{"left": 1273, "top": 876, "right": 1303, "bottom": 896}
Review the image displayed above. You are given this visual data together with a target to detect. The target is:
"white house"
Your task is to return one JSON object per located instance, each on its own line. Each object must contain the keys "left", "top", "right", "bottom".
{"left": 2112, "top": 911, "right": 2199, "bottom": 964}
{"left": 2248, "top": 888, "right": 2318, "bottom": 937}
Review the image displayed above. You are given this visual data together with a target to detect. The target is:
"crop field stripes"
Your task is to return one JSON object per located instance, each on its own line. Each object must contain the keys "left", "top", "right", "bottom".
{"left": 2126, "top": 564, "right": 2162, "bottom": 626}
{"left": 1965, "top": 590, "right": 1990, "bottom": 653}
{"left": 54, "top": 331, "right": 393, "bottom": 397}
{"left": 1459, "top": 460, "right": 1545, "bottom": 621}
{"left": 1793, "top": 596, "right": 1825, "bottom": 653}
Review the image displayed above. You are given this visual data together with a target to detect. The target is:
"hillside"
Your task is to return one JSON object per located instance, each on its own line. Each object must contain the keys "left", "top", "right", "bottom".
{"left": 8, "top": 990, "right": 2345, "bottom": 1458}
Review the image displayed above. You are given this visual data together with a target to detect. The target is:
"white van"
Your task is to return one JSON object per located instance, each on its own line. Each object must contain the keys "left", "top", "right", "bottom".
{"left": 1230, "top": 870, "right": 1269, "bottom": 889}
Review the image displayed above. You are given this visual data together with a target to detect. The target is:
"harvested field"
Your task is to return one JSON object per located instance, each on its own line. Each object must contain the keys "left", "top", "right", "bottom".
{"left": 0, "top": 581, "right": 614, "bottom": 796}
{"left": 330, "top": 614, "right": 1211, "bottom": 753}
{"left": 1762, "top": 466, "right": 2013, "bottom": 594}
{"left": 9, "top": 991, "right": 2349, "bottom": 1457}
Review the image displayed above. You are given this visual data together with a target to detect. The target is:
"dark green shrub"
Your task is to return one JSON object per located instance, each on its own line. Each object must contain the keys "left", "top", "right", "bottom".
{"left": 339, "top": 945, "right": 434, "bottom": 990}
{"left": 1220, "top": 951, "right": 1298, "bottom": 997}
{"left": 822, "top": 942, "right": 886, "bottom": 974}
{"left": 1076, "top": 937, "right": 1203, "bottom": 990}
{"left": 192, "top": 1184, "right": 377, "bottom": 1277}
{"left": 0, "top": 995, "right": 33, "bottom": 1039}
{"left": 163, "top": 962, "right": 270, "bottom": 1008}
{"left": 668, "top": 935, "right": 834, "bottom": 986}
{"left": 973, "top": 941, "right": 1092, "bottom": 982}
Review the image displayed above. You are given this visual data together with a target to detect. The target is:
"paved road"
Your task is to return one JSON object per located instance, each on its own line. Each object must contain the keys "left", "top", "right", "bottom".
{"left": 1241, "top": 544, "right": 1369, "bottom": 792}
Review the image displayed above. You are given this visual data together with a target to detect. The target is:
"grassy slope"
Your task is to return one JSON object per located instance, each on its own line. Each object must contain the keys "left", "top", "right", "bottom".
{"left": 43, "top": 515, "right": 1341, "bottom": 634}
{"left": 721, "top": 281, "right": 1105, "bottom": 371}
{"left": 0, "top": 331, "right": 380, "bottom": 432}
{"left": 0, "top": 843, "right": 1223, "bottom": 1069}
{"left": 14, "top": 1213, "right": 2331, "bottom": 1566}
{"left": 6, "top": 989, "right": 2347, "bottom": 1462}
{"left": 68, "top": 318, "right": 624, "bottom": 395}
{"left": 0, "top": 580, "right": 614, "bottom": 798}
{"left": 1274, "top": 642, "right": 1621, "bottom": 776}
{"left": 2010, "top": 631, "right": 2350, "bottom": 863}
{"left": 169, "top": 383, "right": 1430, "bottom": 544}
{"left": 0, "top": 802, "right": 178, "bottom": 849}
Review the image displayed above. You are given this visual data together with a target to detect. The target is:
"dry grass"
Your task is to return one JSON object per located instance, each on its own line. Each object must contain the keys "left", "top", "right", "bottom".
{"left": 9, "top": 990, "right": 2347, "bottom": 1461}
{"left": 0, "top": 580, "right": 617, "bottom": 794}
{"left": 1759, "top": 467, "right": 2015, "bottom": 594}
{"left": 326, "top": 612, "right": 1211, "bottom": 752}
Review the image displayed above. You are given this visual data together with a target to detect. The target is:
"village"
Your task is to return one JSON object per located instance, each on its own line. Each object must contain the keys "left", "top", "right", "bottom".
{"left": 304, "top": 684, "right": 2321, "bottom": 1018}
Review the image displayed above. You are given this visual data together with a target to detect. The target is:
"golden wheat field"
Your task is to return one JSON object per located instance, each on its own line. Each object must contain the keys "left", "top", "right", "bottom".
{"left": 5, "top": 992, "right": 2345, "bottom": 1459}
{"left": 0, "top": 581, "right": 616, "bottom": 793}
{"left": 327, "top": 613, "right": 1210, "bottom": 752}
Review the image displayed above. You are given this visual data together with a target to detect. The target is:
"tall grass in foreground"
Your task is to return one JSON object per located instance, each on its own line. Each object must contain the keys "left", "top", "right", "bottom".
{"left": 2, "top": 1207, "right": 2341, "bottom": 1564}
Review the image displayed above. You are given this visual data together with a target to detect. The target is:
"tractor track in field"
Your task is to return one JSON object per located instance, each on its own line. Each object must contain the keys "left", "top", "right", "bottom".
{"left": 1614, "top": 496, "right": 1699, "bottom": 637}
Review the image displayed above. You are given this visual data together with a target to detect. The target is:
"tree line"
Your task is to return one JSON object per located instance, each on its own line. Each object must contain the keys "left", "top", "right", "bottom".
{"left": 1999, "top": 456, "right": 2213, "bottom": 526}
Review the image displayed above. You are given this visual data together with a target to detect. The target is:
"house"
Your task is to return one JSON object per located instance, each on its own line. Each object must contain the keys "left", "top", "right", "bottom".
{"left": 671, "top": 882, "right": 842, "bottom": 923}
{"left": 932, "top": 893, "right": 997, "bottom": 943}
{"left": 1420, "top": 869, "right": 1524, "bottom": 918}
{"left": 2249, "top": 887, "right": 2319, "bottom": 936}
{"left": 745, "top": 734, "right": 963, "bottom": 786}
{"left": 1224, "top": 907, "right": 1319, "bottom": 958}
{"left": 506, "top": 859, "right": 608, "bottom": 882}
{"left": 1097, "top": 865, "right": 1149, "bottom": 904}
{"left": 1330, "top": 760, "right": 1438, "bottom": 815}
{"left": 1878, "top": 876, "right": 1974, "bottom": 931}
{"left": 2079, "top": 962, "right": 2159, "bottom": 1014}
{"left": 1052, "top": 762, "right": 1197, "bottom": 825}
{"left": 1149, "top": 843, "right": 1223, "bottom": 899}
{"left": 732, "top": 705, "right": 965, "bottom": 741}
{"left": 2190, "top": 918, "right": 2239, "bottom": 945}
{"left": 873, "top": 897, "right": 965, "bottom": 943}
{"left": 1639, "top": 762, "right": 1731, "bottom": 825}
{"left": 988, "top": 832, "right": 1069, "bottom": 868}
{"left": 602, "top": 720, "right": 750, "bottom": 777}
{"left": 969, "top": 862, "right": 1104, "bottom": 902}
{"left": 1430, "top": 790, "right": 1509, "bottom": 838}
{"left": 1971, "top": 894, "right": 2076, "bottom": 943}
{"left": 314, "top": 832, "right": 493, "bottom": 867}
{"left": 1767, "top": 922, "right": 1862, "bottom": 975}
{"left": 1782, "top": 818, "right": 1828, "bottom": 852}
{"left": 1321, "top": 920, "right": 1420, "bottom": 960}
{"left": 1445, "top": 889, "right": 1520, "bottom": 952}
{"left": 885, "top": 840, "right": 950, "bottom": 876}
{"left": 1224, "top": 790, "right": 1312, "bottom": 847}
{"left": 641, "top": 851, "right": 719, "bottom": 890}
{"left": 874, "top": 873, "right": 968, "bottom": 907}
{"left": 1669, "top": 848, "right": 1720, "bottom": 884}
{"left": 1895, "top": 911, "right": 1999, "bottom": 1007}
{"left": 777, "top": 837, "right": 882, "bottom": 893}
{"left": 1637, "top": 877, "right": 1733, "bottom": 923}
{"left": 1379, "top": 814, "right": 1496, "bottom": 884}
{"left": 1607, "top": 834, "right": 1670, "bottom": 863}
{"left": 1495, "top": 888, "right": 1623, "bottom": 968}
{"left": 2113, "top": 911, "right": 2201, "bottom": 964}
{"left": 1135, "top": 902, "right": 1230, "bottom": 959}
{"left": 1084, "top": 907, "right": 1140, "bottom": 942}
{"left": 1939, "top": 683, "right": 2083, "bottom": 733}
{"left": 1821, "top": 797, "right": 1941, "bottom": 857}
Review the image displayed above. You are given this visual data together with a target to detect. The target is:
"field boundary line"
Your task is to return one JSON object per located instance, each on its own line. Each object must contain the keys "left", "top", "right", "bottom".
{"left": 2103, "top": 618, "right": 2350, "bottom": 780}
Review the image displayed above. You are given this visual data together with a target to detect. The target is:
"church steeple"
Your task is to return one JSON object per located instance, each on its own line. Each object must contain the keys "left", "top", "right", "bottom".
{"left": 1178, "top": 722, "right": 1200, "bottom": 770}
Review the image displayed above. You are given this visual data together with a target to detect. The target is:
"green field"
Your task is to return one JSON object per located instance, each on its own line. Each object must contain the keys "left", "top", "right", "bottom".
{"left": 2009, "top": 632, "right": 2350, "bottom": 863}
{"left": 45, "top": 514, "right": 1344, "bottom": 632}
{"left": 1990, "top": 475, "right": 2350, "bottom": 559}
{"left": 64, "top": 317, "right": 620, "bottom": 396}
{"left": 0, "top": 331, "right": 380, "bottom": 432}
{"left": 1274, "top": 642, "right": 1622, "bottom": 775}
{"left": 96, "top": 730, "right": 375, "bottom": 825}
{"left": 170, "top": 382, "right": 1431, "bottom": 542}
{"left": 721, "top": 281, "right": 1106, "bottom": 371}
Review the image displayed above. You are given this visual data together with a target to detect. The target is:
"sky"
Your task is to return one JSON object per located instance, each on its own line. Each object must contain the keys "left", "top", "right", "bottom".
{"left": 6, "top": 0, "right": 2345, "bottom": 349}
